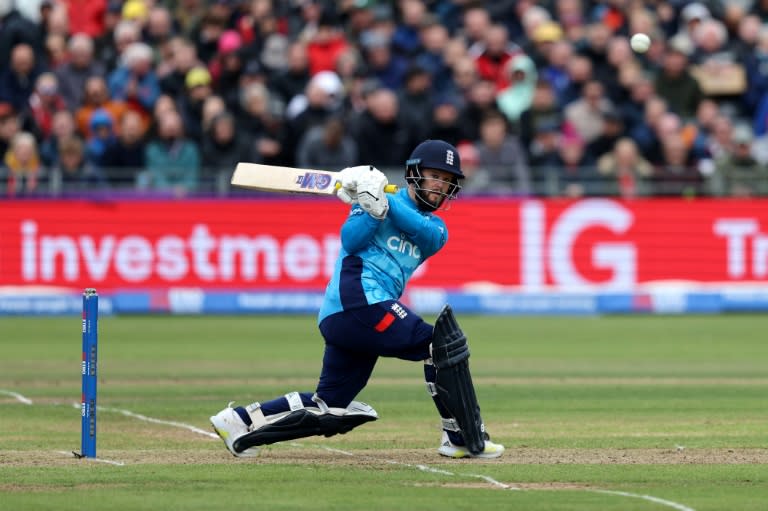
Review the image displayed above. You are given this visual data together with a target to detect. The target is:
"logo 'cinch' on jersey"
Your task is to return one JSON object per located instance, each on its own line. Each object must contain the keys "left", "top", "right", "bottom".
{"left": 296, "top": 172, "right": 333, "bottom": 190}
{"left": 387, "top": 235, "right": 421, "bottom": 259}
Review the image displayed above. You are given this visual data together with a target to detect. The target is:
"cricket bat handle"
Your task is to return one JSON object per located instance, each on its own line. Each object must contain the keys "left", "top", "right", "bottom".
{"left": 334, "top": 182, "right": 399, "bottom": 194}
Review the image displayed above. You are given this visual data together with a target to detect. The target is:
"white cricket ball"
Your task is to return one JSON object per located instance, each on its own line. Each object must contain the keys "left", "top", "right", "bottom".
{"left": 630, "top": 33, "right": 651, "bottom": 53}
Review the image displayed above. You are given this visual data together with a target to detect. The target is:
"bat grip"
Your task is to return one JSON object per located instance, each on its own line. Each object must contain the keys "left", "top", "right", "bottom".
{"left": 334, "top": 182, "right": 399, "bottom": 194}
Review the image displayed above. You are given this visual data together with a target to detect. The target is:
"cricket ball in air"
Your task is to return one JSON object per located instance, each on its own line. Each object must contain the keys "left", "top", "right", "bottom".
{"left": 630, "top": 33, "right": 651, "bottom": 53}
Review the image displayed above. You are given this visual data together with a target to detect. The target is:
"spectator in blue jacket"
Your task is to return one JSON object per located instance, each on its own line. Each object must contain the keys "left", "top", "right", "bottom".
{"left": 84, "top": 108, "right": 116, "bottom": 169}
{"left": 107, "top": 42, "right": 160, "bottom": 119}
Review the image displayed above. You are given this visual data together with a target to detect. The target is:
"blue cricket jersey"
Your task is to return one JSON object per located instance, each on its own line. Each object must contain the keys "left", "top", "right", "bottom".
{"left": 318, "top": 188, "right": 448, "bottom": 322}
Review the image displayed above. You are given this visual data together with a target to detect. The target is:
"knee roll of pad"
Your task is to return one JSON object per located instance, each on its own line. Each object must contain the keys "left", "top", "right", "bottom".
{"left": 431, "top": 306, "right": 470, "bottom": 368}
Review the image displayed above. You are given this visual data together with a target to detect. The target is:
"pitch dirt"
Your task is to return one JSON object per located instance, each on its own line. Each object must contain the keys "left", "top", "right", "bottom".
{"left": 3, "top": 446, "right": 768, "bottom": 468}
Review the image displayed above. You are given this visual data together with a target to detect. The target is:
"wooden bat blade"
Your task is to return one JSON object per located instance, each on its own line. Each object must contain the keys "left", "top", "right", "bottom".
{"left": 231, "top": 163, "right": 338, "bottom": 195}
{"left": 231, "top": 163, "right": 399, "bottom": 195}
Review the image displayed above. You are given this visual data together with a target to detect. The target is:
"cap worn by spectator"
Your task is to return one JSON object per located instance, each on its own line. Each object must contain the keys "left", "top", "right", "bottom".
{"left": 375, "top": 6, "right": 393, "bottom": 22}
{"left": 90, "top": 109, "right": 114, "bottom": 130}
{"left": 218, "top": 30, "right": 242, "bottom": 55}
{"left": 0, "top": 102, "right": 15, "bottom": 119}
{"left": 732, "top": 125, "right": 754, "bottom": 144}
{"left": 667, "top": 35, "right": 693, "bottom": 57}
{"left": 561, "top": 132, "right": 585, "bottom": 147}
{"left": 435, "top": 93, "right": 464, "bottom": 110}
{"left": 186, "top": 67, "right": 212, "bottom": 89}
{"left": 107, "top": 1, "right": 122, "bottom": 14}
{"left": 681, "top": 2, "right": 711, "bottom": 23}
{"left": 352, "top": 0, "right": 377, "bottom": 10}
{"left": 122, "top": 0, "right": 148, "bottom": 21}
{"left": 318, "top": 9, "right": 341, "bottom": 28}
{"left": 311, "top": 71, "right": 343, "bottom": 97}
{"left": 360, "top": 30, "right": 390, "bottom": 50}
{"left": 243, "top": 60, "right": 264, "bottom": 77}
{"left": 532, "top": 21, "right": 563, "bottom": 43}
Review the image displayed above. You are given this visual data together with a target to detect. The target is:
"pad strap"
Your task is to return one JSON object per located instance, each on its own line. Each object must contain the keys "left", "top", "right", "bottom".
{"left": 245, "top": 402, "right": 267, "bottom": 429}
{"left": 311, "top": 393, "right": 330, "bottom": 413}
{"left": 441, "top": 417, "right": 461, "bottom": 432}
{"left": 285, "top": 391, "right": 304, "bottom": 411}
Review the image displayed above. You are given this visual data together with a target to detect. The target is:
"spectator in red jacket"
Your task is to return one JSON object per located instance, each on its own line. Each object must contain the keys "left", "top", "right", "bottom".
{"left": 306, "top": 10, "right": 349, "bottom": 76}
{"left": 60, "top": 0, "right": 107, "bottom": 38}
{"left": 29, "top": 72, "right": 67, "bottom": 140}
{"left": 470, "top": 24, "right": 521, "bottom": 91}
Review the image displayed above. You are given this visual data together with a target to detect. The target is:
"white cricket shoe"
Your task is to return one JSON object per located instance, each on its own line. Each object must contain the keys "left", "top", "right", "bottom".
{"left": 437, "top": 431, "right": 505, "bottom": 459}
{"left": 210, "top": 402, "right": 258, "bottom": 458}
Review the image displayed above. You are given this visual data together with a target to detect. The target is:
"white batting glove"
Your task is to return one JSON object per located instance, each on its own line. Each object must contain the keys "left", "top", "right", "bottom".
{"left": 335, "top": 165, "right": 372, "bottom": 204}
{"left": 357, "top": 168, "right": 389, "bottom": 219}
{"left": 336, "top": 186, "right": 357, "bottom": 204}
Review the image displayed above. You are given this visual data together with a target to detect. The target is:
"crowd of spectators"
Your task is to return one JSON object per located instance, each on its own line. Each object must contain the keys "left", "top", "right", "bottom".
{"left": 2, "top": 0, "right": 768, "bottom": 198}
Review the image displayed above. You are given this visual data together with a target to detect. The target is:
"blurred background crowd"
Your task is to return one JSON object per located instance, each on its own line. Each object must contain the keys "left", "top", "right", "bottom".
{"left": 2, "top": 0, "right": 768, "bottom": 198}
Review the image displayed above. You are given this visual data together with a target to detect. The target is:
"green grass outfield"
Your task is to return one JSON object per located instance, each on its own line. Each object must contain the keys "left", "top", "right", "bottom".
{"left": 1, "top": 314, "right": 767, "bottom": 511}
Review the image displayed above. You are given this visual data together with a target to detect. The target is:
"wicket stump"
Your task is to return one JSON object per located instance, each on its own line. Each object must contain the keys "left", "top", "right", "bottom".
{"left": 80, "top": 288, "right": 98, "bottom": 458}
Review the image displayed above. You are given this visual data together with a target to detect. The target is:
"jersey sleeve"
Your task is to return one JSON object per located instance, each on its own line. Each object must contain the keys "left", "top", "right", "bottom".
{"left": 340, "top": 205, "right": 383, "bottom": 254}
{"left": 386, "top": 194, "right": 447, "bottom": 258}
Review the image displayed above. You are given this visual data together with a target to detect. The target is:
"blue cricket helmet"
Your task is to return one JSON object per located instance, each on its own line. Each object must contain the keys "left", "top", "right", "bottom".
{"left": 405, "top": 139, "right": 463, "bottom": 211}
{"left": 89, "top": 108, "right": 114, "bottom": 130}
{"left": 406, "top": 139, "right": 464, "bottom": 179}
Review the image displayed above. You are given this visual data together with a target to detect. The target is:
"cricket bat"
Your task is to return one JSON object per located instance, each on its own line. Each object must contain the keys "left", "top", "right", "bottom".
{"left": 231, "top": 162, "right": 399, "bottom": 196}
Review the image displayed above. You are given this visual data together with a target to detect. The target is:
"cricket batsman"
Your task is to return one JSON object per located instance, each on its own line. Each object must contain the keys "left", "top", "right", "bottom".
{"left": 210, "top": 139, "right": 505, "bottom": 459}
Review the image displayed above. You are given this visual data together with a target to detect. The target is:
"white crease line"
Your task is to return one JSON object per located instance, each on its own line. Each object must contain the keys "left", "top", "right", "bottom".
{"left": 299, "top": 442, "right": 516, "bottom": 490}
{"left": 310, "top": 445, "right": 353, "bottom": 456}
{"left": 102, "top": 406, "right": 219, "bottom": 439}
{"left": 69, "top": 403, "right": 219, "bottom": 439}
{"left": 397, "top": 461, "right": 459, "bottom": 478}
{"left": 464, "top": 472, "right": 514, "bottom": 490}
{"left": 592, "top": 490, "right": 697, "bottom": 511}
{"left": 54, "top": 450, "right": 125, "bottom": 466}
{"left": 0, "top": 389, "right": 33, "bottom": 405}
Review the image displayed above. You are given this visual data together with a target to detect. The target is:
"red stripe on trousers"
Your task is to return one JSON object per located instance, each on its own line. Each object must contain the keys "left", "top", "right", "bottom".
{"left": 374, "top": 312, "right": 396, "bottom": 332}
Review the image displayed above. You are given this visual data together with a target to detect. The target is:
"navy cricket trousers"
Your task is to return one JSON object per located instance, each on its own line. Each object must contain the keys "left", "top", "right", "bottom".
{"left": 315, "top": 300, "right": 434, "bottom": 408}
